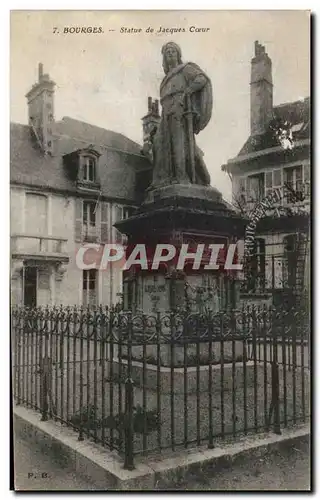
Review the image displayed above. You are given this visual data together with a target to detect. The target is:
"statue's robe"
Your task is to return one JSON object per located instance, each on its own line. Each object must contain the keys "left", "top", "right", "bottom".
{"left": 152, "top": 62, "right": 213, "bottom": 188}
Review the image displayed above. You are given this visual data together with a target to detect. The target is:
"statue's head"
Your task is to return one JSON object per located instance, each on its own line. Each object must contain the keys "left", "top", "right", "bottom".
{"left": 161, "top": 42, "right": 182, "bottom": 74}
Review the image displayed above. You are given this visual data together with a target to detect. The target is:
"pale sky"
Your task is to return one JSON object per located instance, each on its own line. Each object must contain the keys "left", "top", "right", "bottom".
{"left": 10, "top": 10, "right": 310, "bottom": 200}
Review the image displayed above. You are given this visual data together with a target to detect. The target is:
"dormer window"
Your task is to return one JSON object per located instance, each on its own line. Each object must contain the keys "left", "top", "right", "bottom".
{"left": 82, "top": 156, "right": 96, "bottom": 183}
{"left": 63, "top": 147, "right": 100, "bottom": 190}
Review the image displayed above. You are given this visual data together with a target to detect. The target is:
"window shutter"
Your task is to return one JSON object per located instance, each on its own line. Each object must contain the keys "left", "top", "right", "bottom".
{"left": 75, "top": 198, "right": 83, "bottom": 242}
{"left": 265, "top": 172, "right": 272, "bottom": 188}
{"left": 304, "top": 164, "right": 310, "bottom": 182}
{"left": 115, "top": 205, "right": 123, "bottom": 244}
{"left": 273, "top": 169, "right": 282, "bottom": 188}
{"left": 100, "top": 202, "right": 109, "bottom": 243}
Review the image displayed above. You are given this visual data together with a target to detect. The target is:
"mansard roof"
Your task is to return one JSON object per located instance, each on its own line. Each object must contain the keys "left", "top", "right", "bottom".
{"left": 237, "top": 97, "right": 310, "bottom": 157}
{"left": 10, "top": 116, "right": 152, "bottom": 203}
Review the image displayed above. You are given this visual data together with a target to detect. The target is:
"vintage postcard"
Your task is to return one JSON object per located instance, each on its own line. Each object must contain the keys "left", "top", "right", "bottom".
{"left": 11, "top": 10, "right": 310, "bottom": 491}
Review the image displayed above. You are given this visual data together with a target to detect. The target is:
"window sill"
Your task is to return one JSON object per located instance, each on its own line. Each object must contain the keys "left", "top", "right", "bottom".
{"left": 77, "top": 181, "right": 101, "bottom": 193}
{"left": 83, "top": 234, "right": 98, "bottom": 243}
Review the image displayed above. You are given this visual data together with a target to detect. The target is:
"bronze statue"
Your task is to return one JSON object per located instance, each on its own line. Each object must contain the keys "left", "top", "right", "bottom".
{"left": 151, "top": 42, "right": 212, "bottom": 188}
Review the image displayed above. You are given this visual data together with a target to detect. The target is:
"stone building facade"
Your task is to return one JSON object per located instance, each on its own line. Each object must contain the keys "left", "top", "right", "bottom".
{"left": 222, "top": 41, "right": 310, "bottom": 307}
{"left": 11, "top": 64, "right": 152, "bottom": 307}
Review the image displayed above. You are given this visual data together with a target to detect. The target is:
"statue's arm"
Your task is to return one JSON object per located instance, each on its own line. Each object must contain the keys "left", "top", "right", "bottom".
{"left": 183, "top": 63, "right": 208, "bottom": 95}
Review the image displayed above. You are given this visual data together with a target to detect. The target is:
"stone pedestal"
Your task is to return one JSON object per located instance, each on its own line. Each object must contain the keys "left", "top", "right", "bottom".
{"left": 115, "top": 183, "right": 246, "bottom": 317}
{"left": 114, "top": 182, "right": 246, "bottom": 367}
{"left": 130, "top": 340, "right": 243, "bottom": 367}
{"left": 143, "top": 182, "right": 223, "bottom": 205}
{"left": 108, "top": 356, "right": 258, "bottom": 395}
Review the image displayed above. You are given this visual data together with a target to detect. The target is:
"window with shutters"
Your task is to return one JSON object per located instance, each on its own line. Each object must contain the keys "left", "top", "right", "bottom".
{"left": 247, "top": 174, "right": 264, "bottom": 202}
{"left": 284, "top": 165, "right": 303, "bottom": 203}
{"left": 265, "top": 169, "right": 283, "bottom": 203}
{"left": 83, "top": 269, "right": 97, "bottom": 306}
{"left": 83, "top": 201, "right": 96, "bottom": 227}
{"left": 83, "top": 200, "right": 97, "bottom": 241}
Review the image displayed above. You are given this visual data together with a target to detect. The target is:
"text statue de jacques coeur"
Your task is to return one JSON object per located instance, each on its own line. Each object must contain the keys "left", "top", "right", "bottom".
{"left": 151, "top": 42, "right": 213, "bottom": 187}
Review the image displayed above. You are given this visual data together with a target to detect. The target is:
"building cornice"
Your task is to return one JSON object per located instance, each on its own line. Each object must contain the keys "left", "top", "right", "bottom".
{"left": 228, "top": 138, "right": 310, "bottom": 165}
{"left": 222, "top": 138, "right": 310, "bottom": 174}
{"left": 10, "top": 181, "right": 139, "bottom": 207}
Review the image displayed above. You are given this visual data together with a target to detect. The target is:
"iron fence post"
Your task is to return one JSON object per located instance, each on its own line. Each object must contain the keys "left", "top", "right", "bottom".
{"left": 40, "top": 356, "right": 49, "bottom": 422}
{"left": 124, "top": 311, "right": 135, "bottom": 470}
{"left": 271, "top": 360, "right": 281, "bottom": 435}
{"left": 77, "top": 306, "right": 85, "bottom": 442}
{"left": 271, "top": 309, "right": 281, "bottom": 435}
{"left": 15, "top": 310, "right": 22, "bottom": 405}
{"left": 124, "top": 376, "right": 135, "bottom": 470}
{"left": 207, "top": 309, "right": 214, "bottom": 449}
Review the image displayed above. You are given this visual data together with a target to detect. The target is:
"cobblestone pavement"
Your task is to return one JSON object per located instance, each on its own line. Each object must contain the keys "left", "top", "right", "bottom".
{"left": 13, "top": 435, "right": 310, "bottom": 491}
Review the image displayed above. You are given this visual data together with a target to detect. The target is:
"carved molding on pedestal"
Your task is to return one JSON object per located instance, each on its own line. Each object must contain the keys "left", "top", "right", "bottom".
{"left": 55, "top": 262, "right": 68, "bottom": 281}
{"left": 11, "top": 260, "right": 24, "bottom": 280}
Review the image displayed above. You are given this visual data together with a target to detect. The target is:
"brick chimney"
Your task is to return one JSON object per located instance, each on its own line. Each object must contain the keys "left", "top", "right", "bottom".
{"left": 25, "top": 63, "right": 55, "bottom": 155}
{"left": 250, "top": 41, "right": 273, "bottom": 136}
{"left": 141, "top": 97, "right": 160, "bottom": 160}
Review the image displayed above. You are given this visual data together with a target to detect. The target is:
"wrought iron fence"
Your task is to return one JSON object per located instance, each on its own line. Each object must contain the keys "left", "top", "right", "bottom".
{"left": 241, "top": 235, "right": 309, "bottom": 298}
{"left": 12, "top": 304, "right": 310, "bottom": 470}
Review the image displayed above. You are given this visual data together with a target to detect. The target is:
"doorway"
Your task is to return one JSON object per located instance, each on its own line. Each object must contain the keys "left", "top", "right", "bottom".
{"left": 23, "top": 267, "right": 37, "bottom": 307}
